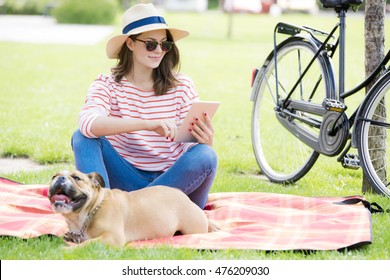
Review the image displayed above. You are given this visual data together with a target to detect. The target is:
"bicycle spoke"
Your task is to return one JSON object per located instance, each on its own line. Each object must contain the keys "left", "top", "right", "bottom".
{"left": 264, "top": 74, "right": 277, "bottom": 105}
{"left": 297, "top": 49, "right": 304, "bottom": 100}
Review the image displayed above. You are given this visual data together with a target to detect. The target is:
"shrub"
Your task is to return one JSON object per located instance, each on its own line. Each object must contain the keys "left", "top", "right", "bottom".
{"left": 52, "top": 0, "right": 118, "bottom": 25}
{"left": 208, "top": 0, "right": 220, "bottom": 10}
{"left": 4, "top": 0, "right": 53, "bottom": 15}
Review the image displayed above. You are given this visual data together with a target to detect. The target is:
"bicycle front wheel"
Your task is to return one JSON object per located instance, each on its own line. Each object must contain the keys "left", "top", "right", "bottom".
{"left": 251, "top": 38, "right": 333, "bottom": 183}
{"left": 357, "top": 72, "right": 390, "bottom": 197}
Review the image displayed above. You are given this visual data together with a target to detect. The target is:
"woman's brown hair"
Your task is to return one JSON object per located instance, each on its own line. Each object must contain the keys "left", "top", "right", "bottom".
{"left": 111, "top": 30, "right": 180, "bottom": 96}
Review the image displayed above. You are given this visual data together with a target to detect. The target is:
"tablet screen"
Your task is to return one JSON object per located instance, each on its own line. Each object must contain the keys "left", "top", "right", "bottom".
{"left": 175, "top": 101, "right": 220, "bottom": 142}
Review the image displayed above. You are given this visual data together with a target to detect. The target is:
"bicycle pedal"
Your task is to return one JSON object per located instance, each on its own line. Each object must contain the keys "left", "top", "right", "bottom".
{"left": 342, "top": 154, "right": 360, "bottom": 170}
{"left": 322, "top": 98, "right": 346, "bottom": 113}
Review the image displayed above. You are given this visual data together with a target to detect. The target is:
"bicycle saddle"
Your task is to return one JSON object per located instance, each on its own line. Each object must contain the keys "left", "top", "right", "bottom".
{"left": 320, "top": 0, "right": 363, "bottom": 9}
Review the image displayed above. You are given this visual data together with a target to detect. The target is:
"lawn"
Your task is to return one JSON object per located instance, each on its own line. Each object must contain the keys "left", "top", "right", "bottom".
{"left": 0, "top": 10, "right": 390, "bottom": 260}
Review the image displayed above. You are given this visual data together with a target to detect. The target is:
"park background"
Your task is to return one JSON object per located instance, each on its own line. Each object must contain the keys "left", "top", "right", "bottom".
{"left": 0, "top": 0, "right": 390, "bottom": 259}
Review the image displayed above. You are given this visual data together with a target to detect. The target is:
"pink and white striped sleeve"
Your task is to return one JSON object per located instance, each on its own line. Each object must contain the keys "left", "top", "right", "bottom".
{"left": 78, "top": 76, "right": 112, "bottom": 138}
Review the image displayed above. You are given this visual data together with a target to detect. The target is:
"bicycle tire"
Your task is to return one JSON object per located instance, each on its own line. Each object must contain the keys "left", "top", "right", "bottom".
{"left": 251, "top": 37, "right": 334, "bottom": 183}
{"left": 356, "top": 72, "right": 390, "bottom": 197}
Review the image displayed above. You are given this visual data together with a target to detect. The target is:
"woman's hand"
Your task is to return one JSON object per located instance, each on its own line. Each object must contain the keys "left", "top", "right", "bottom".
{"left": 148, "top": 119, "right": 179, "bottom": 140}
{"left": 189, "top": 113, "right": 214, "bottom": 146}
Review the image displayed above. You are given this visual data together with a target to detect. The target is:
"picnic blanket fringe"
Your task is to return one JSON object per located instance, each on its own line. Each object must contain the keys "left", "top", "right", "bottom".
{"left": 0, "top": 180, "right": 374, "bottom": 251}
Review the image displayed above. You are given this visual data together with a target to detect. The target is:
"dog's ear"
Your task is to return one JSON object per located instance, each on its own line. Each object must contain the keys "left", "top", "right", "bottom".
{"left": 88, "top": 172, "right": 105, "bottom": 189}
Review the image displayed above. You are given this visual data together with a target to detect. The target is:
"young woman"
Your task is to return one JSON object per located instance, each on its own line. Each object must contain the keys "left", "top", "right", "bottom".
{"left": 71, "top": 3, "right": 217, "bottom": 209}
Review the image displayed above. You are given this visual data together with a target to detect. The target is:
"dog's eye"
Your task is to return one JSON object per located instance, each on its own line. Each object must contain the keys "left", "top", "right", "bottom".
{"left": 72, "top": 176, "right": 81, "bottom": 181}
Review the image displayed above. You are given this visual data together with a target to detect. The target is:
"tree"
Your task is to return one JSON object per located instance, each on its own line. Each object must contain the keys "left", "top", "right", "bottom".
{"left": 362, "top": 0, "right": 386, "bottom": 193}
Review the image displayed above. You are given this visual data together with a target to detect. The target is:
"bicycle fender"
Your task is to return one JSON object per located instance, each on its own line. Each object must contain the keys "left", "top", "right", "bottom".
{"left": 250, "top": 66, "right": 263, "bottom": 101}
{"left": 351, "top": 71, "right": 390, "bottom": 148}
{"left": 351, "top": 105, "right": 361, "bottom": 148}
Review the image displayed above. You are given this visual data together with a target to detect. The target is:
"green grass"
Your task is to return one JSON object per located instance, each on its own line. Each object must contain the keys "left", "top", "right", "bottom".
{"left": 1, "top": 11, "right": 390, "bottom": 259}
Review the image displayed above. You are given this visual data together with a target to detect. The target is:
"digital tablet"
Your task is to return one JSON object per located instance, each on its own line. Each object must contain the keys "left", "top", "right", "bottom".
{"left": 175, "top": 101, "right": 220, "bottom": 142}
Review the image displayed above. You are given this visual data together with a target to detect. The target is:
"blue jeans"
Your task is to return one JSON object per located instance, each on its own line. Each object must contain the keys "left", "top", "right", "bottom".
{"left": 71, "top": 130, "right": 217, "bottom": 208}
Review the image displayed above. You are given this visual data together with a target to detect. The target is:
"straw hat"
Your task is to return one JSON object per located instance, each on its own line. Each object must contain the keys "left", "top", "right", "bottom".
{"left": 106, "top": 3, "right": 189, "bottom": 59}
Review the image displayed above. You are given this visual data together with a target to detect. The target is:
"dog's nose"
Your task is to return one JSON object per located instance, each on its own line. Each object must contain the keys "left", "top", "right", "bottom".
{"left": 55, "top": 176, "right": 68, "bottom": 186}
{"left": 57, "top": 176, "right": 66, "bottom": 182}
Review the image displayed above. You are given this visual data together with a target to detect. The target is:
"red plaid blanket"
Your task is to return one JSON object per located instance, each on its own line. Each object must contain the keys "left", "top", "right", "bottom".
{"left": 0, "top": 180, "right": 372, "bottom": 250}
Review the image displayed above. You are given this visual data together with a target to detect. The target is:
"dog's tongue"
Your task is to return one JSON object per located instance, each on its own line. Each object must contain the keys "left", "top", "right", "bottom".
{"left": 50, "top": 194, "right": 70, "bottom": 204}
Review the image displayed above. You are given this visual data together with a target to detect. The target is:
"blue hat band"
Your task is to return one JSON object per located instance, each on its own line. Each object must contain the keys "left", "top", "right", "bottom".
{"left": 122, "top": 16, "right": 167, "bottom": 34}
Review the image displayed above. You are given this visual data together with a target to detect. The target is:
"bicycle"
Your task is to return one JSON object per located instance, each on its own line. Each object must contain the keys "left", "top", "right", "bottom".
{"left": 250, "top": 0, "right": 390, "bottom": 197}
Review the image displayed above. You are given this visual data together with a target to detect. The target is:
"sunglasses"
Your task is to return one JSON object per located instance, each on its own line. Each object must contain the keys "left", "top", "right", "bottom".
{"left": 134, "top": 39, "right": 174, "bottom": 52}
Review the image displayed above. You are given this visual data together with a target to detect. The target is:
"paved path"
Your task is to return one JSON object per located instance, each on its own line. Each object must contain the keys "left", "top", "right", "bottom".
{"left": 0, "top": 158, "right": 47, "bottom": 173}
{"left": 0, "top": 15, "right": 114, "bottom": 45}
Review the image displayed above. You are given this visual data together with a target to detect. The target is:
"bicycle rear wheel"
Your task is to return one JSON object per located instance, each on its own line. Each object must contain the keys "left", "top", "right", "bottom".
{"left": 251, "top": 37, "right": 333, "bottom": 183}
{"left": 357, "top": 72, "right": 390, "bottom": 197}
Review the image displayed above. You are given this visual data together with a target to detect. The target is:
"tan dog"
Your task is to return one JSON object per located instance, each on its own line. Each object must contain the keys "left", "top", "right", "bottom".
{"left": 48, "top": 170, "right": 214, "bottom": 246}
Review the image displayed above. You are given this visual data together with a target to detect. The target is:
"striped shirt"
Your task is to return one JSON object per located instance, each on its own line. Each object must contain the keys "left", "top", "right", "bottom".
{"left": 78, "top": 74, "right": 198, "bottom": 172}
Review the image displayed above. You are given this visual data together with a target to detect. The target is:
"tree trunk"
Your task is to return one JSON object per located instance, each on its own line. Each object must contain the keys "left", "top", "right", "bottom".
{"left": 362, "top": 0, "right": 386, "bottom": 193}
